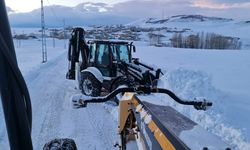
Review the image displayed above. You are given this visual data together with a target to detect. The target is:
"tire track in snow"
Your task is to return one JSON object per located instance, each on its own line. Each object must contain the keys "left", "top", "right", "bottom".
{"left": 23, "top": 51, "right": 120, "bottom": 150}
{"left": 86, "top": 104, "right": 119, "bottom": 149}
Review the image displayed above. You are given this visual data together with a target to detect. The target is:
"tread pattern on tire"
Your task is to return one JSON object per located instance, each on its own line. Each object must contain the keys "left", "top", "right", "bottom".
{"left": 81, "top": 72, "right": 101, "bottom": 97}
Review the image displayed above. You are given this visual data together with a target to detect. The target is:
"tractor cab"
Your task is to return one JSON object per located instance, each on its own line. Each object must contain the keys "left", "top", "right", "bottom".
{"left": 87, "top": 41, "right": 135, "bottom": 77}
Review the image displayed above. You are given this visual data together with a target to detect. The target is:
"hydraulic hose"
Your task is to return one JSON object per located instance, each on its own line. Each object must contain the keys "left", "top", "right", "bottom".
{"left": 0, "top": 1, "right": 33, "bottom": 149}
{"left": 73, "top": 86, "right": 212, "bottom": 110}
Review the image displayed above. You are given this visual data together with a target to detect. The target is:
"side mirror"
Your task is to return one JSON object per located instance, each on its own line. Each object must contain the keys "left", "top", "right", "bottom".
{"left": 129, "top": 42, "right": 136, "bottom": 53}
{"left": 132, "top": 45, "right": 136, "bottom": 53}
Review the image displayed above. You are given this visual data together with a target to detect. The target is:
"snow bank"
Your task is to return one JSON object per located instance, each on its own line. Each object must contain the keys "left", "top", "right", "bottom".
{"left": 163, "top": 69, "right": 250, "bottom": 149}
{"left": 132, "top": 45, "right": 250, "bottom": 149}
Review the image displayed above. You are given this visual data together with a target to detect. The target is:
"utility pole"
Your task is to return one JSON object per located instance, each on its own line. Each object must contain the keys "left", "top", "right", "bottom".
{"left": 162, "top": 9, "right": 164, "bottom": 20}
{"left": 53, "top": 29, "right": 55, "bottom": 48}
{"left": 63, "top": 19, "right": 66, "bottom": 49}
{"left": 41, "top": 0, "right": 47, "bottom": 63}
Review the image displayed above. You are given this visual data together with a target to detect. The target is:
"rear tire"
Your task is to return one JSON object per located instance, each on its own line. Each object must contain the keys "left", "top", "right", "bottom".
{"left": 43, "top": 138, "right": 77, "bottom": 150}
{"left": 81, "top": 72, "right": 101, "bottom": 97}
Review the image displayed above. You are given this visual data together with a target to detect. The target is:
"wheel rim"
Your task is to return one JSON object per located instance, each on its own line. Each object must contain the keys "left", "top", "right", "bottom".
{"left": 82, "top": 79, "right": 93, "bottom": 96}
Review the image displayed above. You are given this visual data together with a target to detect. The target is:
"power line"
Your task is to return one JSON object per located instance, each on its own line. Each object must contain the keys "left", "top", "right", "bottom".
{"left": 44, "top": 0, "right": 68, "bottom": 49}
{"left": 41, "top": 0, "right": 47, "bottom": 63}
{"left": 46, "top": 0, "right": 62, "bottom": 23}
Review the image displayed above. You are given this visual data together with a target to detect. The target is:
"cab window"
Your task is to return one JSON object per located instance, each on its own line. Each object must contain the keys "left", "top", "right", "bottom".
{"left": 96, "top": 44, "right": 110, "bottom": 66}
{"left": 116, "top": 45, "right": 129, "bottom": 63}
{"left": 89, "top": 43, "right": 96, "bottom": 63}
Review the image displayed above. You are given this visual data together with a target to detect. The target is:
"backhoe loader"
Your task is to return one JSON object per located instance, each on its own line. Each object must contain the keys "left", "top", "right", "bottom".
{"left": 66, "top": 28, "right": 162, "bottom": 104}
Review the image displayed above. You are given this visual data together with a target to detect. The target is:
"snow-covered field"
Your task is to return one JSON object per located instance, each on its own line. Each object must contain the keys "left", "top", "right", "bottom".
{"left": 1, "top": 32, "right": 250, "bottom": 150}
{"left": 134, "top": 42, "right": 250, "bottom": 149}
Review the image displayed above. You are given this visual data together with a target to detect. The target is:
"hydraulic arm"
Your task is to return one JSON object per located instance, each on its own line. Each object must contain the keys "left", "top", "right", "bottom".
{"left": 66, "top": 28, "right": 89, "bottom": 80}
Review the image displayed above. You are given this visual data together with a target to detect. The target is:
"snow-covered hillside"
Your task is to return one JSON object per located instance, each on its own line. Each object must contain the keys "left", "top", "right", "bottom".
{"left": 128, "top": 15, "right": 250, "bottom": 49}
{"left": 129, "top": 15, "right": 233, "bottom": 25}
{"left": 8, "top": 2, "right": 135, "bottom": 27}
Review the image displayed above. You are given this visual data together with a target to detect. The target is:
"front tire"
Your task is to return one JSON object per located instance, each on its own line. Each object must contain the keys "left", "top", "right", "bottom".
{"left": 81, "top": 72, "right": 101, "bottom": 97}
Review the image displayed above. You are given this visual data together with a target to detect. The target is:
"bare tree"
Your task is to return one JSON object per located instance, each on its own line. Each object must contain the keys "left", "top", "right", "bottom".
{"left": 170, "top": 32, "right": 241, "bottom": 50}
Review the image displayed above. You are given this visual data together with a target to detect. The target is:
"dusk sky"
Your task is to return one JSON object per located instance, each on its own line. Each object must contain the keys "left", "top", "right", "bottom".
{"left": 5, "top": 0, "right": 250, "bottom": 20}
{"left": 5, "top": 0, "right": 127, "bottom": 12}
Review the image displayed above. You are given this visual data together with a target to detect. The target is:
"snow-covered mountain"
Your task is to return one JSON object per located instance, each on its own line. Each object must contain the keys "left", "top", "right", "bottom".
{"left": 74, "top": 2, "right": 112, "bottom": 13}
{"left": 6, "top": 6, "right": 15, "bottom": 14}
{"left": 8, "top": 3, "right": 134, "bottom": 27}
{"left": 7, "top": 1, "right": 249, "bottom": 28}
{"left": 128, "top": 15, "right": 234, "bottom": 26}
{"left": 146, "top": 15, "right": 233, "bottom": 24}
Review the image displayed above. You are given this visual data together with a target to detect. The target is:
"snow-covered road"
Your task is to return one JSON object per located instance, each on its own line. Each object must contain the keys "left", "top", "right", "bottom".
{"left": 0, "top": 39, "right": 126, "bottom": 150}
{"left": 27, "top": 51, "right": 120, "bottom": 150}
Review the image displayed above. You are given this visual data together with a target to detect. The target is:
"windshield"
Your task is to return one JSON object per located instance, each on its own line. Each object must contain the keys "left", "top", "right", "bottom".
{"left": 115, "top": 44, "right": 130, "bottom": 63}
{"left": 96, "top": 44, "right": 109, "bottom": 66}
